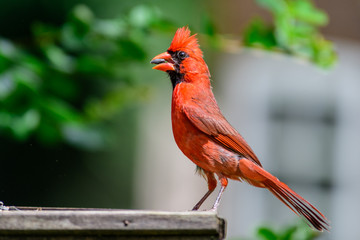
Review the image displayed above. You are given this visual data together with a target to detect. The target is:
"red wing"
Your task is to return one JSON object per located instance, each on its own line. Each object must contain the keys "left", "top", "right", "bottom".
{"left": 183, "top": 103, "right": 262, "bottom": 167}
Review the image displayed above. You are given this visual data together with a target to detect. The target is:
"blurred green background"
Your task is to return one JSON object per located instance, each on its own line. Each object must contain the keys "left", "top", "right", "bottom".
{"left": 0, "top": 0, "right": 202, "bottom": 208}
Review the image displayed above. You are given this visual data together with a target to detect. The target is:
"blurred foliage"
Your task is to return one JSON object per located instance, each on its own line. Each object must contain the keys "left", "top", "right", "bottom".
{"left": 0, "top": 4, "right": 174, "bottom": 149}
{"left": 256, "top": 224, "right": 320, "bottom": 240}
{"left": 243, "top": 0, "right": 337, "bottom": 68}
{"left": 230, "top": 222, "right": 321, "bottom": 240}
{"left": 0, "top": 1, "right": 337, "bottom": 149}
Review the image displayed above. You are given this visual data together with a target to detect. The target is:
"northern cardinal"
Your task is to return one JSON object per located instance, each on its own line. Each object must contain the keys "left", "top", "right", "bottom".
{"left": 150, "top": 26, "right": 329, "bottom": 231}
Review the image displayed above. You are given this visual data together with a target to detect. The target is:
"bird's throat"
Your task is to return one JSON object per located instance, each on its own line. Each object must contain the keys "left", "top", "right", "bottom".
{"left": 168, "top": 71, "right": 184, "bottom": 90}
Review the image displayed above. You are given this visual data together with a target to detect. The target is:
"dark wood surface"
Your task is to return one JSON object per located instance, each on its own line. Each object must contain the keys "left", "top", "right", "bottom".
{"left": 0, "top": 207, "right": 226, "bottom": 240}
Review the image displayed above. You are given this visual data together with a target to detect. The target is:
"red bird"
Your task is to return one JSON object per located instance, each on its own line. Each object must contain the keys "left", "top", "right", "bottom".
{"left": 150, "top": 26, "right": 329, "bottom": 231}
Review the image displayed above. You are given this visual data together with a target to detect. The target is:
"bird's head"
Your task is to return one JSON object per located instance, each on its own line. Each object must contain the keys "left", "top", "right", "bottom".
{"left": 151, "top": 26, "right": 210, "bottom": 88}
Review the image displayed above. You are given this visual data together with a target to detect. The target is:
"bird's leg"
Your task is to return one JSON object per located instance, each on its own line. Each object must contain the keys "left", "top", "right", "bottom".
{"left": 192, "top": 171, "right": 217, "bottom": 211}
{"left": 192, "top": 189, "right": 214, "bottom": 211}
{"left": 211, "top": 177, "right": 228, "bottom": 210}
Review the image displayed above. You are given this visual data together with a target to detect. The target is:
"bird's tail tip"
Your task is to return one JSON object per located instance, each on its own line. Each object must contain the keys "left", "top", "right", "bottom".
{"left": 265, "top": 180, "right": 330, "bottom": 232}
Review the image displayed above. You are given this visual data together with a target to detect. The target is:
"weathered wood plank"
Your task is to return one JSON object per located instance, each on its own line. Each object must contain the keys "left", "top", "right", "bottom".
{"left": 0, "top": 207, "right": 226, "bottom": 240}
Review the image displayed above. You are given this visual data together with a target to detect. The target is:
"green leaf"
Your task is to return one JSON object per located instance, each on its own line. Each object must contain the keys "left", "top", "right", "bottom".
{"left": 290, "top": 22, "right": 316, "bottom": 37}
{"left": 116, "top": 39, "right": 146, "bottom": 61}
{"left": 281, "top": 226, "right": 297, "bottom": 240}
{"left": 40, "top": 98, "right": 80, "bottom": 122}
{"left": 289, "top": 0, "right": 328, "bottom": 25}
{"left": 60, "top": 23, "right": 85, "bottom": 50}
{"left": 65, "top": 5, "right": 94, "bottom": 41}
{"left": 15, "top": 109, "right": 40, "bottom": 138}
{"left": 258, "top": 227, "right": 278, "bottom": 240}
{"left": 43, "top": 45, "right": 75, "bottom": 73}
{"left": 128, "top": 5, "right": 160, "bottom": 28}
{"left": 274, "top": 14, "right": 293, "bottom": 48}
{"left": 200, "top": 14, "right": 223, "bottom": 49}
{"left": 76, "top": 55, "right": 109, "bottom": 75}
{"left": 0, "top": 38, "right": 18, "bottom": 60}
{"left": 243, "top": 18, "right": 276, "bottom": 49}
{"left": 312, "top": 37, "right": 337, "bottom": 68}
{"left": 12, "top": 66, "right": 40, "bottom": 91}
{"left": 93, "top": 19, "right": 126, "bottom": 39}
{"left": 19, "top": 54, "right": 47, "bottom": 76}
{"left": 0, "top": 71, "right": 16, "bottom": 100}
{"left": 246, "top": 0, "right": 337, "bottom": 68}
{"left": 70, "top": 4, "right": 94, "bottom": 27}
{"left": 0, "top": 109, "right": 41, "bottom": 140}
{"left": 201, "top": 14, "right": 216, "bottom": 37}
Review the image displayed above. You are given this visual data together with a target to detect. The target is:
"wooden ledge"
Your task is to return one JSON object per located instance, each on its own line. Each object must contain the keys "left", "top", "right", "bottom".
{"left": 0, "top": 207, "right": 226, "bottom": 239}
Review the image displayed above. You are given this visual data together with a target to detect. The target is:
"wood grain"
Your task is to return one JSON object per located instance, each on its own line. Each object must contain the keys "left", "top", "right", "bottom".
{"left": 0, "top": 207, "right": 226, "bottom": 240}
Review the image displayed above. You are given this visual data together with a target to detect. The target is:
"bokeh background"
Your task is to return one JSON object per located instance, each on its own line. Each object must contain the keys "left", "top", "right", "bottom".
{"left": 1, "top": 0, "right": 359, "bottom": 239}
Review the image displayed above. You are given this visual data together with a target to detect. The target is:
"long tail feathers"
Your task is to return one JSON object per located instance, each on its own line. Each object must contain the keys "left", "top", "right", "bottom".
{"left": 263, "top": 179, "right": 330, "bottom": 231}
{"left": 239, "top": 159, "right": 330, "bottom": 231}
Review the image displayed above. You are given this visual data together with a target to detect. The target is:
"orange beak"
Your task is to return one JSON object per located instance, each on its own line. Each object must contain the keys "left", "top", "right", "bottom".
{"left": 150, "top": 52, "right": 175, "bottom": 72}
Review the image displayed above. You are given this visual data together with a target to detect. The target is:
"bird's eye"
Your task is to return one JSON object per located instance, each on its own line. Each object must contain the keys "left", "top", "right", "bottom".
{"left": 177, "top": 51, "right": 187, "bottom": 60}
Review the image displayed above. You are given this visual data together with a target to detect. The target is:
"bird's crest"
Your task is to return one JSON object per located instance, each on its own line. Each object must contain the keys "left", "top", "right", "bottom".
{"left": 168, "top": 26, "right": 203, "bottom": 58}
